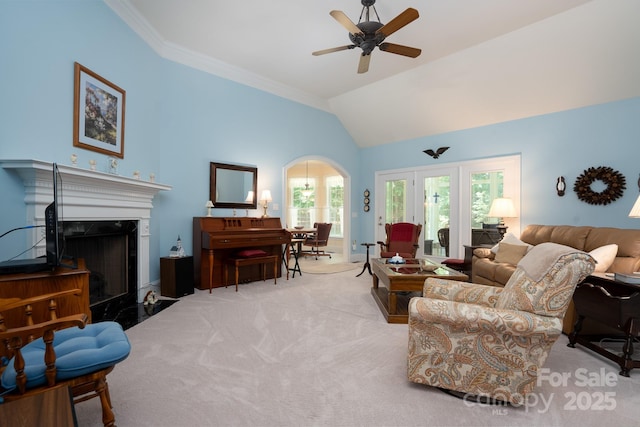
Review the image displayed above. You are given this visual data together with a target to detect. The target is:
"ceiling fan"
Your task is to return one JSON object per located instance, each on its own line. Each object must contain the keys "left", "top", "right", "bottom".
{"left": 312, "top": 0, "right": 421, "bottom": 74}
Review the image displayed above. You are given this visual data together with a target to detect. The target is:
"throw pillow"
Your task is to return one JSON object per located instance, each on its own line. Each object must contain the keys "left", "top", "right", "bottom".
{"left": 490, "top": 232, "right": 533, "bottom": 254}
{"left": 237, "top": 249, "right": 268, "bottom": 258}
{"left": 494, "top": 242, "right": 529, "bottom": 265}
{"left": 589, "top": 244, "right": 618, "bottom": 273}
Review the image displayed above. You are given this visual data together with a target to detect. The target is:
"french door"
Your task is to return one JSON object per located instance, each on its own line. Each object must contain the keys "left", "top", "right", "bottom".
{"left": 375, "top": 155, "right": 520, "bottom": 259}
{"left": 375, "top": 171, "right": 415, "bottom": 253}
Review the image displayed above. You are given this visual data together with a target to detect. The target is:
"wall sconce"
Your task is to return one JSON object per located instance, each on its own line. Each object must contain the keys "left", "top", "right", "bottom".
{"left": 488, "top": 197, "right": 517, "bottom": 239}
{"left": 260, "top": 190, "right": 272, "bottom": 218}
{"left": 556, "top": 176, "right": 566, "bottom": 196}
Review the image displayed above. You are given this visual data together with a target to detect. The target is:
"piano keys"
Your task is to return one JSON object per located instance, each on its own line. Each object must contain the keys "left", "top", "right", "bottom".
{"left": 193, "top": 217, "right": 290, "bottom": 290}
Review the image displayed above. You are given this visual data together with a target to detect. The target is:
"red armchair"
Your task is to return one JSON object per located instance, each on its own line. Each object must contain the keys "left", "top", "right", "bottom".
{"left": 377, "top": 222, "right": 422, "bottom": 258}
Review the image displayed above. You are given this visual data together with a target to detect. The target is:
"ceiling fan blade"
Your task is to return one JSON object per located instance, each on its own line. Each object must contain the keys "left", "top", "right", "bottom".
{"left": 312, "top": 45, "right": 354, "bottom": 56}
{"left": 379, "top": 43, "right": 421, "bottom": 58}
{"left": 377, "top": 8, "right": 419, "bottom": 38}
{"left": 357, "top": 54, "right": 371, "bottom": 74}
{"left": 330, "top": 10, "right": 363, "bottom": 36}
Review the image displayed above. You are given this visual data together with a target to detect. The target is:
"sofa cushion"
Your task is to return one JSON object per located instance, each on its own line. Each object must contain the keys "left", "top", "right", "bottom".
{"left": 589, "top": 244, "right": 618, "bottom": 273}
{"left": 520, "top": 225, "right": 592, "bottom": 250}
{"left": 494, "top": 242, "right": 529, "bottom": 265}
{"left": 490, "top": 232, "right": 532, "bottom": 254}
{"left": 236, "top": 249, "right": 268, "bottom": 258}
{"left": 584, "top": 228, "right": 640, "bottom": 273}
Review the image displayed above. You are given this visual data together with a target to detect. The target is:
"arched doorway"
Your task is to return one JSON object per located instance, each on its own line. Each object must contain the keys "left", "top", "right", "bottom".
{"left": 284, "top": 158, "right": 350, "bottom": 260}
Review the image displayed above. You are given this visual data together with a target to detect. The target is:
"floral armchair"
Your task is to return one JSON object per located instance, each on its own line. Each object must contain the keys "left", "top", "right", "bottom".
{"left": 407, "top": 242, "right": 595, "bottom": 404}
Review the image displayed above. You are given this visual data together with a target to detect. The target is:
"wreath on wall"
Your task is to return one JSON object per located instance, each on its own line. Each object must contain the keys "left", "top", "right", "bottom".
{"left": 573, "top": 166, "right": 626, "bottom": 205}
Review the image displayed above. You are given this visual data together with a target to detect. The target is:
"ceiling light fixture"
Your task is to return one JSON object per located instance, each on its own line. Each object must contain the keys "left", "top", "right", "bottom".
{"left": 301, "top": 161, "right": 313, "bottom": 198}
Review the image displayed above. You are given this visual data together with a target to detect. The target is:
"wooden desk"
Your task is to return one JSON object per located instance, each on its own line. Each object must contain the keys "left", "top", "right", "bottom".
{"left": 0, "top": 259, "right": 90, "bottom": 359}
{"left": 371, "top": 258, "right": 468, "bottom": 324}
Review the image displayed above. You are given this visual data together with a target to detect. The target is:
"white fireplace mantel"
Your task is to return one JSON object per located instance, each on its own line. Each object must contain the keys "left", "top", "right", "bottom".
{"left": 1, "top": 159, "right": 172, "bottom": 302}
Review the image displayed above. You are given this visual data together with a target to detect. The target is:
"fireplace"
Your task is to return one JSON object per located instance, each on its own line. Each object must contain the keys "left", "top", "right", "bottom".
{"left": 64, "top": 220, "right": 138, "bottom": 319}
{"left": 1, "top": 159, "right": 171, "bottom": 305}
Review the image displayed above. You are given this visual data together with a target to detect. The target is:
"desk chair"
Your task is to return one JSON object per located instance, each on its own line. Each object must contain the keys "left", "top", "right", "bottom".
{"left": 302, "top": 223, "right": 332, "bottom": 259}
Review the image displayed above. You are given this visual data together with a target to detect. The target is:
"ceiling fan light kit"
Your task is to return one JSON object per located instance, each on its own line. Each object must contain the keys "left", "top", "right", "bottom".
{"left": 312, "top": 0, "right": 421, "bottom": 74}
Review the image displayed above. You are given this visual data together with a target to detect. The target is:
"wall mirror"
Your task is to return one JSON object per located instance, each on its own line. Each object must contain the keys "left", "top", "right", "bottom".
{"left": 209, "top": 162, "right": 257, "bottom": 209}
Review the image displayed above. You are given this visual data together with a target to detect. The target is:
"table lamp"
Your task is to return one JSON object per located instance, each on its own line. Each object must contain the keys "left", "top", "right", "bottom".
{"left": 629, "top": 195, "right": 640, "bottom": 218}
{"left": 488, "top": 197, "right": 517, "bottom": 239}
{"left": 260, "top": 190, "right": 272, "bottom": 218}
{"left": 205, "top": 200, "right": 214, "bottom": 217}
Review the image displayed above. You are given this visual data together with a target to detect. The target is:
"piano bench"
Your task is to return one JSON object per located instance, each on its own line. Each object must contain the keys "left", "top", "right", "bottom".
{"left": 224, "top": 255, "right": 279, "bottom": 292}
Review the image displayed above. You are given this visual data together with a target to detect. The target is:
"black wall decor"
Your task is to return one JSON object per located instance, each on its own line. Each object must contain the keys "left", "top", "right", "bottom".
{"left": 573, "top": 166, "right": 626, "bottom": 205}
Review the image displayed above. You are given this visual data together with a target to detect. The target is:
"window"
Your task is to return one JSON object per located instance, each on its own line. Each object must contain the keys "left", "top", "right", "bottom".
{"left": 289, "top": 177, "right": 315, "bottom": 227}
{"left": 471, "top": 171, "right": 504, "bottom": 228}
{"left": 326, "top": 176, "right": 344, "bottom": 237}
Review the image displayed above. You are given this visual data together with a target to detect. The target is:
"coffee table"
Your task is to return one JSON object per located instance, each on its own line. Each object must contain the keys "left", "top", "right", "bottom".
{"left": 371, "top": 258, "right": 469, "bottom": 324}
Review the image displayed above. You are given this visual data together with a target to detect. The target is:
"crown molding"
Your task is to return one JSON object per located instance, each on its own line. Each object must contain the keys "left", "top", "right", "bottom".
{"left": 104, "top": 0, "right": 330, "bottom": 112}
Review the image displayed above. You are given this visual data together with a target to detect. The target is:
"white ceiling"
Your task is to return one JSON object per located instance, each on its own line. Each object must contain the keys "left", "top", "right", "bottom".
{"left": 106, "top": 0, "right": 640, "bottom": 147}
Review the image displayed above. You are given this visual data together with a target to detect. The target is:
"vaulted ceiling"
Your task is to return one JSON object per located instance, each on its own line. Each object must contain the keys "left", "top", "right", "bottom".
{"left": 106, "top": 0, "right": 640, "bottom": 147}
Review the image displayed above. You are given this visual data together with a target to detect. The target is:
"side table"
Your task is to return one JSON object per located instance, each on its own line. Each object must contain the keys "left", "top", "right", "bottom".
{"left": 160, "top": 256, "right": 195, "bottom": 298}
{"left": 568, "top": 274, "right": 640, "bottom": 377}
{"left": 356, "top": 243, "right": 375, "bottom": 277}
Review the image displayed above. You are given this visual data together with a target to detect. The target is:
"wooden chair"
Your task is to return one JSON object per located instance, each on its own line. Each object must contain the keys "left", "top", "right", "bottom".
{"left": 0, "top": 290, "right": 131, "bottom": 427}
{"left": 377, "top": 223, "right": 422, "bottom": 258}
{"left": 302, "top": 222, "right": 333, "bottom": 259}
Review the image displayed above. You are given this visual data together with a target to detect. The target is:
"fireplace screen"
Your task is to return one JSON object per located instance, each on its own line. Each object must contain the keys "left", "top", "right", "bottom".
{"left": 64, "top": 221, "right": 137, "bottom": 308}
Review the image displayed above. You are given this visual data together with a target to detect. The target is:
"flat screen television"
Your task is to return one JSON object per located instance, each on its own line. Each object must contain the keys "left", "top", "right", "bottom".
{"left": 0, "top": 162, "right": 73, "bottom": 274}
{"left": 45, "top": 162, "right": 65, "bottom": 268}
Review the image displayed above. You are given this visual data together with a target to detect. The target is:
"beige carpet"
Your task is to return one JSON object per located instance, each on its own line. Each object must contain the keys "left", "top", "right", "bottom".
{"left": 74, "top": 270, "right": 640, "bottom": 427}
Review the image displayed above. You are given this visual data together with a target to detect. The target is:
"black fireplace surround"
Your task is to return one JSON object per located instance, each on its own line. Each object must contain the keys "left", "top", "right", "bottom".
{"left": 63, "top": 220, "right": 138, "bottom": 322}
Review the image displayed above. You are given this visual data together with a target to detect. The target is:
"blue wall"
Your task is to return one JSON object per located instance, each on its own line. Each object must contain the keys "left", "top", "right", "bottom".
{"left": 1, "top": 1, "right": 639, "bottom": 282}
{"left": 358, "top": 97, "right": 640, "bottom": 238}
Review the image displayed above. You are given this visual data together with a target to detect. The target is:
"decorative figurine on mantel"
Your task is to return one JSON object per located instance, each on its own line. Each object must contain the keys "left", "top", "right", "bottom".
{"left": 169, "top": 235, "right": 186, "bottom": 258}
{"left": 108, "top": 157, "right": 118, "bottom": 174}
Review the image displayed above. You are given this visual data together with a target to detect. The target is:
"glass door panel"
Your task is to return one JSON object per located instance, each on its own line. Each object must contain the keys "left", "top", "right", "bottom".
{"left": 375, "top": 172, "right": 415, "bottom": 252}
{"left": 470, "top": 170, "right": 504, "bottom": 246}
{"left": 423, "top": 175, "right": 451, "bottom": 257}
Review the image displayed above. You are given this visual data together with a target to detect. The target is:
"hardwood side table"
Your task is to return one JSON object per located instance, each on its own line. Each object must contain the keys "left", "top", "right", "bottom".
{"left": 160, "top": 256, "right": 194, "bottom": 298}
{"left": 568, "top": 273, "right": 640, "bottom": 377}
{"left": 356, "top": 243, "right": 375, "bottom": 277}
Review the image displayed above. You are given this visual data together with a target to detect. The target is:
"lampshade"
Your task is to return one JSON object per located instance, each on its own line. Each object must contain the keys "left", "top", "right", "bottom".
{"left": 629, "top": 195, "right": 640, "bottom": 218}
{"left": 205, "top": 200, "right": 214, "bottom": 208}
{"left": 245, "top": 191, "right": 254, "bottom": 203}
{"left": 260, "top": 190, "right": 272, "bottom": 202}
{"left": 488, "top": 198, "right": 517, "bottom": 218}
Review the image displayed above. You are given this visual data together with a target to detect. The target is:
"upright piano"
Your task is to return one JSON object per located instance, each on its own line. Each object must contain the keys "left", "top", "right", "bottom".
{"left": 193, "top": 217, "right": 290, "bottom": 290}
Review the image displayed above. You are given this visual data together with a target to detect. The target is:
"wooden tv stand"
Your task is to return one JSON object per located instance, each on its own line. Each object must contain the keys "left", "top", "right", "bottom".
{"left": 0, "top": 259, "right": 90, "bottom": 359}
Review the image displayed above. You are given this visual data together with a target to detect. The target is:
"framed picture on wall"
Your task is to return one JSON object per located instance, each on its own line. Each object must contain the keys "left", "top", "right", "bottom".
{"left": 73, "top": 62, "right": 126, "bottom": 158}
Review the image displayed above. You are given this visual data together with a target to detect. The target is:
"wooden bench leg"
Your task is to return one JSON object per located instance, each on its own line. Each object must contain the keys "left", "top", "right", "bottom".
{"left": 273, "top": 258, "right": 277, "bottom": 285}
